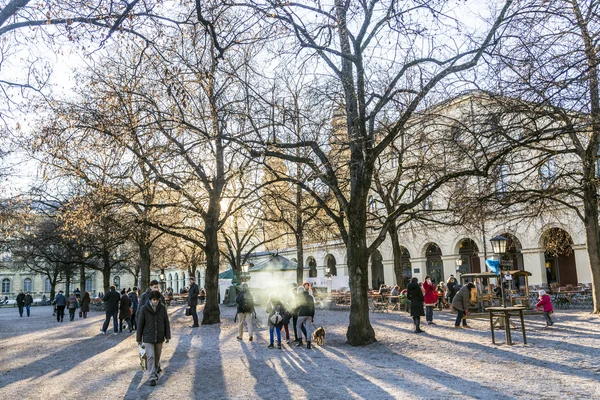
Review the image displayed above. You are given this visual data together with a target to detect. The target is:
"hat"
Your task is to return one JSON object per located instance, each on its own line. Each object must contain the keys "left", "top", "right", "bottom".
{"left": 539, "top": 290, "right": 546, "bottom": 296}
{"left": 466, "top": 282, "right": 475, "bottom": 290}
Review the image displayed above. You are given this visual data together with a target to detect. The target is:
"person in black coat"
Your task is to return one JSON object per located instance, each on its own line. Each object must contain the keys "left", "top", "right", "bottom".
{"left": 16, "top": 291, "right": 25, "bottom": 317}
{"left": 137, "top": 280, "right": 166, "bottom": 324}
{"left": 187, "top": 277, "right": 200, "bottom": 328}
{"left": 128, "top": 288, "right": 139, "bottom": 330}
{"left": 235, "top": 283, "right": 255, "bottom": 341}
{"left": 119, "top": 289, "right": 132, "bottom": 333}
{"left": 295, "top": 286, "right": 315, "bottom": 349}
{"left": 406, "top": 277, "right": 425, "bottom": 333}
{"left": 53, "top": 291, "right": 67, "bottom": 322}
{"left": 137, "top": 290, "right": 171, "bottom": 387}
{"left": 101, "top": 285, "right": 121, "bottom": 335}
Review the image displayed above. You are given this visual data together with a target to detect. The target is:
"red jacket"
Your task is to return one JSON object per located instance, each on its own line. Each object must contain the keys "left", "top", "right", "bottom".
{"left": 423, "top": 281, "right": 437, "bottom": 305}
{"left": 536, "top": 294, "right": 553, "bottom": 312}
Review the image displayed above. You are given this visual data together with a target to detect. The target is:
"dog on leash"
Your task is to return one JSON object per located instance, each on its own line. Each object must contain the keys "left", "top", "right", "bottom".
{"left": 312, "top": 326, "right": 326, "bottom": 346}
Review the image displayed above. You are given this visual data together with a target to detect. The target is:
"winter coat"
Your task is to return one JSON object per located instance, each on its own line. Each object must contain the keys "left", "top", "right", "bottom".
{"left": 266, "top": 299, "right": 286, "bottom": 327}
{"left": 451, "top": 285, "right": 471, "bottom": 312}
{"left": 136, "top": 302, "right": 171, "bottom": 344}
{"left": 16, "top": 293, "right": 25, "bottom": 306}
{"left": 138, "top": 289, "right": 166, "bottom": 313}
{"left": 103, "top": 290, "right": 121, "bottom": 313}
{"left": 406, "top": 282, "right": 425, "bottom": 317}
{"left": 422, "top": 281, "right": 437, "bottom": 306}
{"left": 25, "top": 294, "right": 33, "bottom": 306}
{"left": 235, "top": 290, "right": 255, "bottom": 314}
{"left": 296, "top": 291, "right": 315, "bottom": 318}
{"left": 54, "top": 293, "right": 67, "bottom": 307}
{"left": 188, "top": 283, "right": 199, "bottom": 307}
{"left": 67, "top": 295, "right": 78, "bottom": 310}
{"left": 80, "top": 296, "right": 90, "bottom": 312}
{"left": 119, "top": 294, "right": 131, "bottom": 319}
{"left": 536, "top": 294, "right": 554, "bottom": 312}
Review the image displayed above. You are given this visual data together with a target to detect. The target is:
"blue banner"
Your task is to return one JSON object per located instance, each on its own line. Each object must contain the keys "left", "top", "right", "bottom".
{"left": 485, "top": 259, "right": 500, "bottom": 275}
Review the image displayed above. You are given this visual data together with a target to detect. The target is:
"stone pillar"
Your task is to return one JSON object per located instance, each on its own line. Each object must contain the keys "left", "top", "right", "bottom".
{"left": 574, "top": 245, "right": 591, "bottom": 284}
{"left": 442, "top": 255, "right": 458, "bottom": 284}
{"left": 383, "top": 260, "right": 395, "bottom": 286}
{"left": 522, "top": 248, "right": 545, "bottom": 286}
{"left": 411, "top": 258, "right": 426, "bottom": 282}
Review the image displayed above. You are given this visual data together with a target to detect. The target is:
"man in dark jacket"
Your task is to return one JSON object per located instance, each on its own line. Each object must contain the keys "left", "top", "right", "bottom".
{"left": 101, "top": 285, "right": 121, "bottom": 335}
{"left": 25, "top": 292, "right": 33, "bottom": 317}
{"left": 137, "top": 280, "right": 166, "bottom": 323}
{"left": 137, "top": 290, "right": 171, "bottom": 387}
{"left": 129, "top": 287, "right": 139, "bottom": 331}
{"left": 187, "top": 277, "right": 200, "bottom": 328}
{"left": 407, "top": 277, "right": 425, "bottom": 333}
{"left": 16, "top": 291, "right": 26, "bottom": 317}
{"left": 451, "top": 282, "right": 475, "bottom": 329}
{"left": 235, "top": 283, "right": 255, "bottom": 341}
{"left": 54, "top": 290, "right": 67, "bottom": 322}
{"left": 295, "top": 286, "right": 315, "bottom": 349}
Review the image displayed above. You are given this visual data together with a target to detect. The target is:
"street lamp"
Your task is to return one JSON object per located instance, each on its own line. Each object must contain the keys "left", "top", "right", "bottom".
{"left": 159, "top": 269, "right": 166, "bottom": 292}
{"left": 241, "top": 264, "right": 251, "bottom": 283}
{"left": 455, "top": 258, "right": 463, "bottom": 272}
{"left": 490, "top": 235, "right": 508, "bottom": 307}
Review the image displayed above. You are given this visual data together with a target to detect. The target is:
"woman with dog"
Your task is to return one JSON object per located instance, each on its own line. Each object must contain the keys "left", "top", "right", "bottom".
{"left": 296, "top": 286, "right": 315, "bottom": 349}
{"left": 406, "top": 277, "right": 425, "bottom": 333}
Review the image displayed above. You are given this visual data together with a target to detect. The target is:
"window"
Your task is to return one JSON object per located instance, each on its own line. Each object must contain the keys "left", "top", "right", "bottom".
{"left": 23, "top": 278, "right": 32, "bottom": 293}
{"left": 113, "top": 276, "right": 120, "bottom": 290}
{"left": 85, "top": 277, "right": 93, "bottom": 292}
{"left": 423, "top": 194, "right": 433, "bottom": 210}
{"left": 496, "top": 164, "right": 509, "bottom": 194}
{"left": 2, "top": 278, "right": 10, "bottom": 293}
{"left": 44, "top": 279, "right": 51, "bottom": 293}
{"left": 540, "top": 157, "right": 557, "bottom": 189}
{"left": 368, "top": 195, "right": 376, "bottom": 212}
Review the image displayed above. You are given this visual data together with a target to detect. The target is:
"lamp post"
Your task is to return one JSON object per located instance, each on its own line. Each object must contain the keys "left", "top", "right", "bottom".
{"left": 325, "top": 267, "right": 332, "bottom": 293}
{"left": 490, "top": 235, "right": 508, "bottom": 307}
{"left": 159, "top": 269, "right": 166, "bottom": 292}
{"left": 455, "top": 258, "right": 463, "bottom": 273}
{"left": 241, "top": 264, "right": 251, "bottom": 283}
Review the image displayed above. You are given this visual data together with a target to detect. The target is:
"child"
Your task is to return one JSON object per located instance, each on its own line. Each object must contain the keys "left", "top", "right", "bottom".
{"left": 535, "top": 290, "right": 554, "bottom": 327}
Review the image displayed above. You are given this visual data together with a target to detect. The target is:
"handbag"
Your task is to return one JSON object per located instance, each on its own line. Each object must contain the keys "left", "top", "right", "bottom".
{"left": 138, "top": 344, "right": 147, "bottom": 370}
{"left": 185, "top": 307, "right": 191, "bottom": 316}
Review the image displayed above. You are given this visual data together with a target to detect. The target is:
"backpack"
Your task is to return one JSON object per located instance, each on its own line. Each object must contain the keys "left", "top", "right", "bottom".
{"left": 240, "top": 291, "right": 254, "bottom": 313}
{"left": 270, "top": 303, "right": 283, "bottom": 325}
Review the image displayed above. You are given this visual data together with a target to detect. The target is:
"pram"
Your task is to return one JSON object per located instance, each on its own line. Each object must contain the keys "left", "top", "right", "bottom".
{"left": 436, "top": 290, "right": 449, "bottom": 310}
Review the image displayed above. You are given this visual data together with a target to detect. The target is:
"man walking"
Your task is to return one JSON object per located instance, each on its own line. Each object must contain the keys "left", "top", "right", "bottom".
{"left": 16, "top": 290, "right": 26, "bottom": 317}
{"left": 235, "top": 283, "right": 255, "bottom": 341}
{"left": 101, "top": 285, "right": 121, "bottom": 335}
{"left": 188, "top": 277, "right": 200, "bottom": 328}
{"left": 25, "top": 292, "right": 33, "bottom": 317}
{"left": 54, "top": 290, "right": 67, "bottom": 322}
{"left": 296, "top": 286, "right": 315, "bottom": 349}
{"left": 137, "top": 290, "right": 171, "bottom": 387}
{"left": 129, "top": 287, "right": 139, "bottom": 331}
{"left": 137, "top": 280, "right": 165, "bottom": 326}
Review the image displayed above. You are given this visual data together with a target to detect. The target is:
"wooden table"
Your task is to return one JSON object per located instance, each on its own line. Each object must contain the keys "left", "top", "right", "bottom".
{"left": 486, "top": 306, "right": 527, "bottom": 345}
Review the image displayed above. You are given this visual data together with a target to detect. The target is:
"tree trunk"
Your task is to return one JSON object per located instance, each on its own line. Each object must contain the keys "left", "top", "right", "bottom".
{"left": 80, "top": 265, "right": 86, "bottom": 294}
{"left": 296, "top": 232, "right": 304, "bottom": 285}
{"left": 389, "top": 228, "right": 405, "bottom": 290}
{"left": 102, "top": 249, "right": 111, "bottom": 294}
{"left": 65, "top": 274, "right": 71, "bottom": 298}
{"left": 139, "top": 243, "right": 151, "bottom": 292}
{"left": 202, "top": 217, "right": 221, "bottom": 325}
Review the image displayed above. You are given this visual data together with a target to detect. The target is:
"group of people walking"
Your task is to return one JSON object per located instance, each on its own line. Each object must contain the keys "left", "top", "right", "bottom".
{"left": 51, "top": 289, "right": 91, "bottom": 322}
{"left": 235, "top": 282, "right": 316, "bottom": 350}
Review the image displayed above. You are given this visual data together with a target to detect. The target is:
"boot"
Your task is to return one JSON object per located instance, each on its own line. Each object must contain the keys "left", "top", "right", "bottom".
{"left": 306, "top": 341, "right": 312, "bottom": 349}
{"left": 415, "top": 318, "right": 424, "bottom": 333}
{"left": 277, "top": 342, "right": 282, "bottom": 349}
{"left": 296, "top": 340, "right": 304, "bottom": 347}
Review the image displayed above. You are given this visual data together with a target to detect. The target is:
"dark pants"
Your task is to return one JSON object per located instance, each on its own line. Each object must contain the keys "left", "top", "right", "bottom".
{"left": 56, "top": 306, "right": 65, "bottom": 322}
{"left": 191, "top": 304, "right": 199, "bottom": 326}
{"left": 102, "top": 310, "right": 118, "bottom": 333}
{"left": 455, "top": 309, "right": 468, "bottom": 326}
{"left": 18, "top": 305, "right": 24, "bottom": 317}
{"left": 26, "top": 304, "right": 31, "bottom": 317}
{"left": 543, "top": 312, "right": 554, "bottom": 326}
{"left": 292, "top": 315, "right": 307, "bottom": 340}
{"left": 131, "top": 308, "right": 137, "bottom": 329}
{"left": 425, "top": 306, "right": 434, "bottom": 322}
{"left": 69, "top": 308, "right": 76, "bottom": 321}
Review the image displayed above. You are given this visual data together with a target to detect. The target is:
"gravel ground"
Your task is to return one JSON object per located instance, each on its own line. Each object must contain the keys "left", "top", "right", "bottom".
{"left": 0, "top": 303, "right": 598, "bottom": 399}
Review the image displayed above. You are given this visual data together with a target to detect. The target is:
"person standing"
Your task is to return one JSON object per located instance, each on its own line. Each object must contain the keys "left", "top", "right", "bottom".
{"left": 25, "top": 292, "right": 33, "bottom": 317}
{"left": 137, "top": 290, "right": 171, "bottom": 387}
{"left": 423, "top": 276, "right": 437, "bottom": 325}
{"left": 187, "top": 277, "right": 200, "bottom": 328}
{"left": 536, "top": 290, "right": 554, "bottom": 327}
{"left": 296, "top": 286, "right": 315, "bottom": 349}
{"left": 129, "top": 288, "right": 139, "bottom": 331}
{"left": 54, "top": 290, "right": 67, "bottom": 322}
{"left": 266, "top": 293, "right": 285, "bottom": 349}
{"left": 119, "top": 289, "right": 132, "bottom": 332}
{"left": 451, "top": 282, "right": 475, "bottom": 329}
{"left": 67, "top": 293, "right": 79, "bottom": 321}
{"left": 16, "top": 290, "right": 26, "bottom": 317}
{"left": 407, "top": 277, "right": 425, "bottom": 333}
{"left": 101, "top": 285, "right": 121, "bottom": 335}
{"left": 80, "top": 292, "right": 91, "bottom": 318}
{"left": 235, "top": 283, "right": 255, "bottom": 341}
{"left": 447, "top": 275, "right": 457, "bottom": 304}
